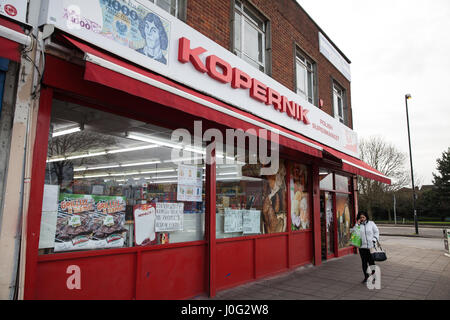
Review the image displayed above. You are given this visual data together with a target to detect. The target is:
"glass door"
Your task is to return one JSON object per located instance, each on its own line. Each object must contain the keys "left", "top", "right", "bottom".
{"left": 320, "top": 191, "right": 335, "bottom": 259}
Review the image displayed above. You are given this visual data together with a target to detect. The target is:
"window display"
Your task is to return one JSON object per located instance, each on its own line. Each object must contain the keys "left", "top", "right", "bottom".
{"left": 216, "top": 159, "right": 287, "bottom": 239}
{"left": 336, "top": 193, "right": 352, "bottom": 249}
{"left": 39, "top": 99, "right": 205, "bottom": 254}
{"left": 290, "top": 163, "right": 311, "bottom": 230}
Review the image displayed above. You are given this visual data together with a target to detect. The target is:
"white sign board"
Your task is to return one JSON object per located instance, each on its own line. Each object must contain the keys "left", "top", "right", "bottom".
{"left": 0, "top": 0, "right": 27, "bottom": 24}
{"left": 38, "top": 184, "right": 59, "bottom": 249}
{"left": 155, "top": 202, "right": 184, "bottom": 232}
{"left": 319, "top": 32, "right": 351, "bottom": 82}
{"left": 224, "top": 208, "right": 243, "bottom": 233}
{"left": 40, "top": 0, "right": 359, "bottom": 158}
{"left": 242, "top": 210, "right": 261, "bottom": 235}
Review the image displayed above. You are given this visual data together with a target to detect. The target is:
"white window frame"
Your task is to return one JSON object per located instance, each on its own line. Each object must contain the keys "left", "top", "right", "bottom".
{"left": 233, "top": 0, "right": 267, "bottom": 73}
{"left": 333, "top": 82, "right": 346, "bottom": 124}
{"left": 296, "top": 52, "right": 316, "bottom": 105}
{"left": 150, "top": 0, "right": 185, "bottom": 20}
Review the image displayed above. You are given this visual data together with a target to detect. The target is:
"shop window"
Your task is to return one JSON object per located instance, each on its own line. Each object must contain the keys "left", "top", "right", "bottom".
{"left": 216, "top": 144, "right": 287, "bottom": 238}
{"left": 233, "top": 0, "right": 270, "bottom": 73}
{"left": 290, "top": 163, "right": 311, "bottom": 231}
{"left": 319, "top": 168, "right": 333, "bottom": 190}
{"left": 335, "top": 174, "right": 350, "bottom": 193}
{"left": 336, "top": 193, "right": 352, "bottom": 249}
{"left": 296, "top": 51, "right": 316, "bottom": 105}
{"left": 150, "top": 0, "right": 186, "bottom": 20}
{"left": 332, "top": 82, "right": 347, "bottom": 125}
{"left": 38, "top": 99, "right": 205, "bottom": 254}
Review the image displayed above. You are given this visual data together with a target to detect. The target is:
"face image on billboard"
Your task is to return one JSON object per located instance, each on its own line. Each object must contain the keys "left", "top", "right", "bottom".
{"left": 62, "top": 0, "right": 170, "bottom": 65}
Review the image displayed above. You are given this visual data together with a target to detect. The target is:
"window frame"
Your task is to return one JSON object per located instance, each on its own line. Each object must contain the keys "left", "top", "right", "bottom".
{"left": 150, "top": 0, "right": 186, "bottom": 21}
{"left": 295, "top": 48, "right": 317, "bottom": 106}
{"left": 232, "top": 0, "right": 271, "bottom": 75}
{"left": 332, "top": 80, "right": 347, "bottom": 125}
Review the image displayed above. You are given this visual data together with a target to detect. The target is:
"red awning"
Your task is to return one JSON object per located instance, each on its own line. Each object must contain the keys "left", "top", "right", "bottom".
{"left": 0, "top": 17, "right": 23, "bottom": 62}
{"left": 53, "top": 34, "right": 390, "bottom": 184}
{"left": 323, "top": 146, "right": 391, "bottom": 184}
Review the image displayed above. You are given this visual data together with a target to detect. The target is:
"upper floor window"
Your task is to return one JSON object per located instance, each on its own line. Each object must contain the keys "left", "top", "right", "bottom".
{"left": 296, "top": 51, "right": 316, "bottom": 105}
{"left": 150, "top": 0, "right": 186, "bottom": 20}
{"left": 333, "top": 82, "right": 347, "bottom": 125}
{"left": 233, "top": 0, "right": 269, "bottom": 73}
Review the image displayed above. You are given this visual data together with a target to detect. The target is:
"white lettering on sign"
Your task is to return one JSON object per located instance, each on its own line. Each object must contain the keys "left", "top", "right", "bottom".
{"left": 66, "top": 265, "right": 81, "bottom": 290}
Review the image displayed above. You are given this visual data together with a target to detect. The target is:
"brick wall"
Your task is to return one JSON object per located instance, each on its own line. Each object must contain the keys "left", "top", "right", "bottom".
{"left": 185, "top": 0, "right": 353, "bottom": 129}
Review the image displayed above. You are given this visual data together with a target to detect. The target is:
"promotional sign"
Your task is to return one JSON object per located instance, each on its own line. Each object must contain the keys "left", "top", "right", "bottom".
{"left": 55, "top": 194, "right": 127, "bottom": 252}
{"left": 155, "top": 202, "right": 184, "bottom": 232}
{"left": 0, "top": 0, "right": 27, "bottom": 24}
{"left": 224, "top": 208, "right": 243, "bottom": 233}
{"left": 40, "top": 0, "right": 359, "bottom": 158}
{"left": 39, "top": 185, "right": 59, "bottom": 249}
{"left": 242, "top": 210, "right": 261, "bottom": 235}
{"left": 133, "top": 203, "right": 156, "bottom": 245}
{"left": 177, "top": 164, "right": 202, "bottom": 202}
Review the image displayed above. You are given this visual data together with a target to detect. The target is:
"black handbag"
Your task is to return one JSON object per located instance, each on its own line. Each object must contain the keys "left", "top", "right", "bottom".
{"left": 371, "top": 240, "right": 387, "bottom": 261}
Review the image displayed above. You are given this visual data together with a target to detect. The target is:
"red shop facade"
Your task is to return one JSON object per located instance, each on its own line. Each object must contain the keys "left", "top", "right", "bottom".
{"left": 22, "top": 2, "right": 390, "bottom": 300}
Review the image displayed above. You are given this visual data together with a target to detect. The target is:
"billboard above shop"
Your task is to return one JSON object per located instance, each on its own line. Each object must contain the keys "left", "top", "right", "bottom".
{"left": 39, "top": 0, "right": 359, "bottom": 158}
{"left": 319, "top": 32, "right": 351, "bottom": 82}
{"left": 0, "top": 0, "right": 27, "bottom": 24}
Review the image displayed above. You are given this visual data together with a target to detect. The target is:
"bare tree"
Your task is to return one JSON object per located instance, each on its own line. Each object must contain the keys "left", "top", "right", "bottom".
{"left": 358, "top": 136, "right": 409, "bottom": 220}
{"left": 47, "top": 131, "right": 117, "bottom": 185}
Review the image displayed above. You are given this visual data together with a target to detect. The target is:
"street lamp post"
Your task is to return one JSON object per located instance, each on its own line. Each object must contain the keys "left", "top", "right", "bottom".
{"left": 405, "top": 94, "right": 419, "bottom": 235}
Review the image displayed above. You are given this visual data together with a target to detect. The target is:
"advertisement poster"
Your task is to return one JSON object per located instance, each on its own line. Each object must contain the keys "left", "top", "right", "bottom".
{"left": 133, "top": 203, "right": 156, "bottom": 246}
{"left": 224, "top": 208, "right": 243, "bottom": 233}
{"left": 242, "top": 210, "right": 261, "bottom": 235}
{"left": 336, "top": 193, "right": 351, "bottom": 248}
{"left": 0, "top": 0, "right": 27, "bottom": 24}
{"left": 177, "top": 164, "right": 202, "bottom": 202}
{"left": 155, "top": 202, "right": 184, "bottom": 232}
{"left": 54, "top": 194, "right": 127, "bottom": 252}
{"left": 61, "top": 0, "right": 170, "bottom": 65}
{"left": 290, "top": 163, "right": 310, "bottom": 230}
{"left": 261, "top": 162, "right": 287, "bottom": 234}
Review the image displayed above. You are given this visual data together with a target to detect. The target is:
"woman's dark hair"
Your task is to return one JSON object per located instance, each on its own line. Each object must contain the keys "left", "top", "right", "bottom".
{"left": 138, "top": 13, "right": 168, "bottom": 50}
{"left": 357, "top": 211, "right": 369, "bottom": 221}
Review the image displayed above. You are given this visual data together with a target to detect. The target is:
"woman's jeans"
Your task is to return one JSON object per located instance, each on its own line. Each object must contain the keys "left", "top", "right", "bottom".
{"left": 359, "top": 248, "right": 375, "bottom": 278}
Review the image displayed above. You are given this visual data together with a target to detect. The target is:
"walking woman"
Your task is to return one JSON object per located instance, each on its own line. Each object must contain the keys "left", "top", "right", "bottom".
{"left": 356, "top": 211, "right": 380, "bottom": 283}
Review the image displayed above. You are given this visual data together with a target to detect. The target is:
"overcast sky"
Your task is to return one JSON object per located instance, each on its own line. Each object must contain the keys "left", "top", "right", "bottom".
{"left": 297, "top": 0, "right": 450, "bottom": 186}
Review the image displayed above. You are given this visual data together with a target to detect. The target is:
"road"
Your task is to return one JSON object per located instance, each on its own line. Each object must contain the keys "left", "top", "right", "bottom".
{"left": 378, "top": 225, "right": 447, "bottom": 239}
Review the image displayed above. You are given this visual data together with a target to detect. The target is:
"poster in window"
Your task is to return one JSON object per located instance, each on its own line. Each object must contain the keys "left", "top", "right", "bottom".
{"left": 224, "top": 208, "right": 243, "bottom": 233}
{"left": 133, "top": 203, "right": 156, "bottom": 246}
{"left": 261, "top": 162, "right": 287, "bottom": 234}
{"left": 242, "top": 210, "right": 261, "bottom": 235}
{"left": 177, "top": 164, "right": 202, "bottom": 202}
{"left": 155, "top": 202, "right": 184, "bottom": 232}
{"left": 290, "top": 163, "right": 311, "bottom": 230}
{"left": 336, "top": 193, "right": 351, "bottom": 248}
{"left": 54, "top": 194, "right": 127, "bottom": 252}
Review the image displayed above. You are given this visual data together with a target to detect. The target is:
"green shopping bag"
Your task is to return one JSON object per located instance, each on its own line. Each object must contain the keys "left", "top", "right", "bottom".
{"left": 350, "top": 225, "right": 362, "bottom": 247}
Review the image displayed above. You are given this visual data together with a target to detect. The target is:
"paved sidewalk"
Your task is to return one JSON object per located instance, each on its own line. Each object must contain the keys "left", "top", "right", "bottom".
{"left": 194, "top": 236, "right": 450, "bottom": 300}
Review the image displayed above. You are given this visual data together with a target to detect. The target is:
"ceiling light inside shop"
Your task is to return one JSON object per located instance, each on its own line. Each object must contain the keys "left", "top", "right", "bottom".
{"left": 127, "top": 132, "right": 183, "bottom": 150}
{"left": 52, "top": 126, "right": 81, "bottom": 137}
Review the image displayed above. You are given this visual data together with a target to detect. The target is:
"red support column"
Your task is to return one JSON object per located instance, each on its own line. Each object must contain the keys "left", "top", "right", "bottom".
{"left": 24, "top": 87, "right": 53, "bottom": 300}
{"left": 312, "top": 164, "right": 322, "bottom": 266}
{"left": 206, "top": 145, "right": 216, "bottom": 297}
{"left": 352, "top": 176, "right": 359, "bottom": 254}
{"left": 286, "top": 161, "right": 293, "bottom": 269}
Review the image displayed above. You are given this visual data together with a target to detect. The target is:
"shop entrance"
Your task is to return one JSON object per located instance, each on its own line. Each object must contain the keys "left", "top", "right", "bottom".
{"left": 320, "top": 191, "right": 335, "bottom": 260}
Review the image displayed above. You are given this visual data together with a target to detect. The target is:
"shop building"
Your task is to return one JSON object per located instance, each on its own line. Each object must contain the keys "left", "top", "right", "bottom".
{"left": 0, "top": 0, "right": 390, "bottom": 300}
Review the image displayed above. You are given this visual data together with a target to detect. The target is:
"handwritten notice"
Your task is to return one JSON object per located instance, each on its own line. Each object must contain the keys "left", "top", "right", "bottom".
{"left": 243, "top": 210, "right": 261, "bottom": 235}
{"left": 155, "top": 202, "right": 184, "bottom": 232}
{"left": 177, "top": 164, "right": 203, "bottom": 202}
{"left": 224, "top": 208, "right": 243, "bottom": 233}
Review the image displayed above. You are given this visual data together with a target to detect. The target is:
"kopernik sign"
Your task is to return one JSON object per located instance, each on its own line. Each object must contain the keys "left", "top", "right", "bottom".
{"left": 39, "top": 0, "right": 358, "bottom": 157}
